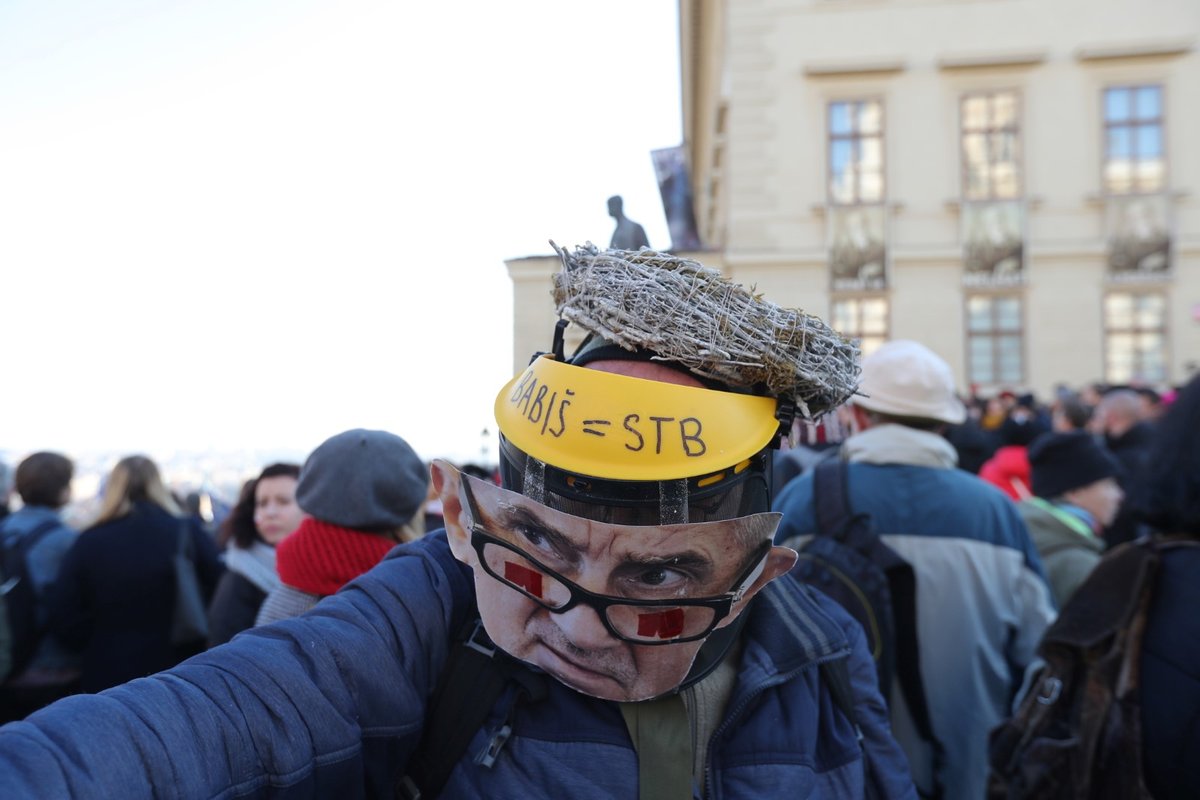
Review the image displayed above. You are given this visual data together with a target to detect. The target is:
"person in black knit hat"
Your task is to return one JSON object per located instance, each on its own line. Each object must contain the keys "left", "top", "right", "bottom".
{"left": 1017, "top": 431, "right": 1124, "bottom": 606}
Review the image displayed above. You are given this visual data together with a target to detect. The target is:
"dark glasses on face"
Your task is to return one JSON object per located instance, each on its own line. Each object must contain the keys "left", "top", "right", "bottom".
{"left": 459, "top": 475, "right": 770, "bottom": 646}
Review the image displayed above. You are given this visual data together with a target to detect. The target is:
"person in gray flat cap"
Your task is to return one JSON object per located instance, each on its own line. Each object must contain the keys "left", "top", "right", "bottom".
{"left": 254, "top": 428, "right": 429, "bottom": 625}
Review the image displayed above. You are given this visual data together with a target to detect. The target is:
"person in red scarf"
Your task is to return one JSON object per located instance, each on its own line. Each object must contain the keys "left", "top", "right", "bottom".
{"left": 254, "top": 429, "right": 428, "bottom": 625}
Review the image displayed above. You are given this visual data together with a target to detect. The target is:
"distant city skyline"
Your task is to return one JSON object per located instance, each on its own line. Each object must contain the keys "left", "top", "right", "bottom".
{"left": 3, "top": 439, "right": 498, "bottom": 521}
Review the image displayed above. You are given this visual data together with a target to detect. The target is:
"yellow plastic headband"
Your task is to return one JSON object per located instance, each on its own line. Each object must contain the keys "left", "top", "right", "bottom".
{"left": 494, "top": 355, "right": 781, "bottom": 482}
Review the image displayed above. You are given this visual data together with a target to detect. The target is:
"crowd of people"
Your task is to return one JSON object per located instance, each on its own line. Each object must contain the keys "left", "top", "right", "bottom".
{"left": 0, "top": 243, "right": 1194, "bottom": 798}
{"left": 772, "top": 341, "right": 1192, "bottom": 798}
{"left": 0, "top": 430, "right": 441, "bottom": 723}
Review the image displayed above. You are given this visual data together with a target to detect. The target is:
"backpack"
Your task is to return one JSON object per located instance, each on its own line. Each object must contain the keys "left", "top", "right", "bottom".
{"left": 783, "top": 458, "right": 942, "bottom": 797}
{"left": 986, "top": 536, "right": 1198, "bottom": 800}
{"left": 396, "top": 616, "right": 547, "bottom": 799}
{"left": 0, "top": 519, "right": 60, "bottom": 679}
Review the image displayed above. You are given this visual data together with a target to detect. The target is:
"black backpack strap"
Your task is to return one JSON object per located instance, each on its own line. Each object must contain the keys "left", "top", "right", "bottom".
{"left": 815, "top": 459, "right": 879, "bottom": 550}
{"left": 397, "top": 617, "right": 544, "bottom": 800}
{"left": 1, "top": 520, "right": 60, "bottom": 589}
{"left": 1, "top": 519, "right": 63, "bottom": 680}
{"left": 813, "top": 464, "right": 944, "bottom": 798}
{"left": 3, "top": 519, "right": 60, "bottom": 555}
{"left": 888, "top": 563, "right": 944, "bottom": 799}
{"left": 813, "top": 458, "right": 852, "bottom": 539}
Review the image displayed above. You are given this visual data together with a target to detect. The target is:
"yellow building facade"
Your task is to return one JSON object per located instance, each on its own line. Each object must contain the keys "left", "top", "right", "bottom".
{"left": 508, "top": 0, "right": 1199, "bottom": 399}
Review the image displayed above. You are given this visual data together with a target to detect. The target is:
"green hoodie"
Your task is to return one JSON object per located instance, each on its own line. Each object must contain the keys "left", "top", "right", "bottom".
{"left": 1017, "top": 497, "right": 1105, "bottom": 608}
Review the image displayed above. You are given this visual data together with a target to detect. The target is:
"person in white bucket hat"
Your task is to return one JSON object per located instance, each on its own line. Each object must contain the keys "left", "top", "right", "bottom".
{"left": 774, "top": 339, "right": 1054, "bottom": 800}
{"left": 854, "top": 340, "right": 967, "bottom": 425}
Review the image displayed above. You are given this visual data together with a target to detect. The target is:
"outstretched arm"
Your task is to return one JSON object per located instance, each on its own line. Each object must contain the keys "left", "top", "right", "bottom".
{"left": 0, "top": 534, "right": 469, "bottom": 799}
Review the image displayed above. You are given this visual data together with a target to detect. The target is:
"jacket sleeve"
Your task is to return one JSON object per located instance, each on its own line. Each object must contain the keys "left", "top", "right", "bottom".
{"left": 838, "top": 603, "right": 919, "bottom": 800}
{"left": 0, "top": 534, "right": 470, "bottom": 799}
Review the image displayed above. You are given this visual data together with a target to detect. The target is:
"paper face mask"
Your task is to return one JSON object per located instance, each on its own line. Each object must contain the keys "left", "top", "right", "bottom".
{"left": 447, "top": 465, "right": 783, "bottom": 702}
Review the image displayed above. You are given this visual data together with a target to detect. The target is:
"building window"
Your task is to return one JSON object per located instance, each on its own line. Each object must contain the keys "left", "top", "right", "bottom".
{"left": 960, "top": 92, "right": 1024, "bottom": 284}
{"left": 961, "top": 90, "right": 1020, "bottom": 200}
{"left": 831, "top": 297, "right": 888, "bottom": 357}
{"left": 828, "top": 100, "right": 885, "bottom": 205}
{"left": 966, "top": 295, "right": 1023, "bottom": 385}
{"left": 1104, "top": 292, "right": 1167, "bottom": 383}
{"left": 1103, "top": 85, "right": 1164, "bottom": 194}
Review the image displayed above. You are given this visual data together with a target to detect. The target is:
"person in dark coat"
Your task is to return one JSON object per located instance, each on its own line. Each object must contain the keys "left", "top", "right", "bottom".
{"left": 1131, "top": 373, "right": 1200, "bottom": 800}
{"left": 944, "top": 415, "right": 997, "bottom": 475}
{"left": 1097, "top": 389, "right": 1157, "bottom": 547}
{"left": 206, "top": 463, "right": 304, "bottom": 648}
{"left": 49, "top": 455, "right": 224, "bottom": 693}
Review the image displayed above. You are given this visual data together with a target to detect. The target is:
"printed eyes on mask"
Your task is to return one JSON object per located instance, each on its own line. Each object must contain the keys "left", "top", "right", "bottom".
{"left": 491, "top": 503, "right": 716, "bottom": 598}
{"left": 497, "top": 550, "right": 698, "bottom": 602}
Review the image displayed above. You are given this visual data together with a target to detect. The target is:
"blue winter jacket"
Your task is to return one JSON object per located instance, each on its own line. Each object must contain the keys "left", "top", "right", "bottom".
{"left": 0, "top": 532, "right": 915, "bottom": 799}
{"left": 773, "top": 431, "right": 1056, "bottom": 800}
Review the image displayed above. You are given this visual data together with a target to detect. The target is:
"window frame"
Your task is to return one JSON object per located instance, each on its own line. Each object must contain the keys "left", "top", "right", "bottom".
{"left": 830, "top": 294, "right": 890, "bottom": 357}
{"left": 826, "top": 97, "right": 887, "bottom": 206}
{"left": 1101, "top": 83, "right": 1167, "bottom": 196}
{"left": 959, "top": 88, "right": 1023, "bottom": 202}
{"left": 1102, "top": 290, "right": 1169, "bottom": 384}
{"left": 964, "top": 292, "right": 1026, "bottom": 388}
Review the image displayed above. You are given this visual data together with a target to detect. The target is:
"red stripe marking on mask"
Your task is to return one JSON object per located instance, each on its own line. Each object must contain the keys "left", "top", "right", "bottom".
{"left": 636, "top": 608, "right": 685, "bottom": 639}
{"left": 504, "top": 561, "right": 544, "bottom": 598}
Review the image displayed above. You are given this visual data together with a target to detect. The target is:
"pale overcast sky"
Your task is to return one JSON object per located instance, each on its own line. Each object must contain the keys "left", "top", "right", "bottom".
{"left": 0, "top": 1, "right": 682, "bottom": 466}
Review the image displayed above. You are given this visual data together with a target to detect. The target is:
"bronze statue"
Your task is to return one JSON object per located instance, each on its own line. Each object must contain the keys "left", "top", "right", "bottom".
{"left": 607, "top": 195, "right": 650, "bottom": 251}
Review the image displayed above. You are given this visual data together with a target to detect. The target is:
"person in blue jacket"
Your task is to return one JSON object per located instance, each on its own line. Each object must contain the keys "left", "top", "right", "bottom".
{"left": 0, "top": 244, "right": 915, "bottom": 799}
{"left": 774, "top": 340, "right": 1055, "bottom": 800}
{"left": 0, "top": 452, "right": 80, "bottom": 720}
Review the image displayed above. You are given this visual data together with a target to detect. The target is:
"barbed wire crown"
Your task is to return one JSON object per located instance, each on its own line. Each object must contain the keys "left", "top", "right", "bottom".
{"left": 551, "top": 242, "right": 860, "bottom": 419}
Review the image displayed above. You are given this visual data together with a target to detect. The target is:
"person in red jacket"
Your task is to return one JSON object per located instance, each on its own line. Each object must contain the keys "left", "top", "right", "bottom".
{"left": 978, "top": 401, "right": 1048, "bottom": 501}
